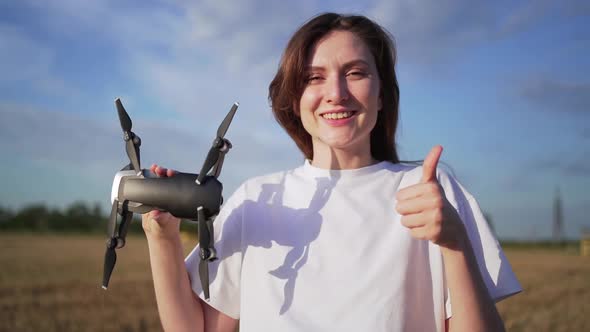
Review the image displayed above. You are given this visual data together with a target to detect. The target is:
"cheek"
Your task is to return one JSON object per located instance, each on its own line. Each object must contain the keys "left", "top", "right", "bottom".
{"left": 297, "top": 91, "right": 315, "bottom": 131}
{"left": 299, "top": 88, "right": 321, "bottom": 113}
{"left": 352, "top": 80, "right": 380, "bottom": 108}
{"left": 367, "top": 82, "right": 382, "bottom": 111}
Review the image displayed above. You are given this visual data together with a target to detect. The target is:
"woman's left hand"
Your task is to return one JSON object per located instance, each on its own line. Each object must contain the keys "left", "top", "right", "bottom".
{"left": 395, "top": 145, "right": 465, "bottom": 249}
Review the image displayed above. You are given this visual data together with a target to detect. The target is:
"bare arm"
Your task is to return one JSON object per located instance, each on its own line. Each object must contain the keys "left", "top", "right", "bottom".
{"left": 144, "top": 219, "right": 203, "bottom": 332}
{"left": 442, "top": 227, "right": 505, "bottom": 332}
{"left": 144, "top": 210, "right": 238, "bottom": 332}
{"left": 143, "top": 165, "right": 238, "bottom": 332}
{"left": 396, "top": 147, "right": 505, "bottom": 332}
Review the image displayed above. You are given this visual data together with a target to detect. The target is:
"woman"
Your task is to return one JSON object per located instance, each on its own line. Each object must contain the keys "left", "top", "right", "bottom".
{"left": 143, "top": 13, "right": 521, "bottom": 332}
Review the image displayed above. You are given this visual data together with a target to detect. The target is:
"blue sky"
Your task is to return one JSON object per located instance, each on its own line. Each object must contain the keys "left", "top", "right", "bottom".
{"left": 1, "top": 0, "right": 588, "bottom": 240}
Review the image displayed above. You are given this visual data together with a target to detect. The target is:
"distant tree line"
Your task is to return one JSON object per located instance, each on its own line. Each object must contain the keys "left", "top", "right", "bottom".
{"left": 0, "top": 202, "right": 139, "bottom": 234}
{"left": 0, "top": 202, "right": 199, "bottom": 234}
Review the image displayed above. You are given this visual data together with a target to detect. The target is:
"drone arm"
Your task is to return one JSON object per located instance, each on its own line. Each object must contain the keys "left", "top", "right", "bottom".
{"left": 117, "top": 209, "right": 133, "bottom": 245}
{"left": 196, "top": 145, "right": 219, "bottom": 185}
{"left": 212, "top": 154, "right": 224, "bottom": 178}
{"left": 124, "top": 133, "right": 141, "bottom": 174}
{"left": 215, "top": 138, "right": 233, "bottom": 178}
{"left": 196, "top": 103, "right": 238, "bottom": 185}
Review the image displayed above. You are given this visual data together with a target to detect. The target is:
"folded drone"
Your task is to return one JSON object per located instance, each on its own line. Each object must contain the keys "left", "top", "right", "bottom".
{"left": 102, "top": 98, "right": 238, "bottom": 300}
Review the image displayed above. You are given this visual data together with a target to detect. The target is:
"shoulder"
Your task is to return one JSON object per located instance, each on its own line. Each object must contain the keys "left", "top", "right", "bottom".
{"left": 232, "top": 165, "right": 305, "bottom": 198}
{"left": 241, "top": 167, "right": 298, "bottom": 188}
{"left": 434, "top": 167, "right": 476, "bottom": 204}
{"left": 379, "top": 161, "right": 444, "bottom": 186}
{"left": 390, "top": 161, "right": 474, "bottom": 203}
{"left": 243, "top": 169, "right": 292, "bottom": 186}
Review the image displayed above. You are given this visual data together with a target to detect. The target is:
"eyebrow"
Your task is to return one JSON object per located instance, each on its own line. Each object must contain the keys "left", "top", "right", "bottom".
{"left": 305, "top": 59, "right": 372, "bottom": 72}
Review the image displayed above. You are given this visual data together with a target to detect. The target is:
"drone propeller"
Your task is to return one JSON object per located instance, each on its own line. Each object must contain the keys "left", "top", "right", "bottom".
{"left": 102, "top": 200, "right": 119, "bottom": 289}
{"left": 102, "top": 240, "right": 117, "bottom": 290}
{"left": 217, "top": 102, "right": 239, "bottom": 139}
{"left": 118, "top": 210, "right": 133, "bottom": 245}
{"left": 196, "top": 102, "right": 238, "bottom": 185}
{"left": 115, "top": 98, "right": 141, "bottom": 174}
{"left": 102, "top": 200, "right": 133, "bottom": 289}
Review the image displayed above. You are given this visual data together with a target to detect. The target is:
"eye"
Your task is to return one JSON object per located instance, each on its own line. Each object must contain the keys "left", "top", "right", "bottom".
{"left": 305, "top": 74, "right": 323, "bottom": 84}
{"left": 346, "top": 70, "right": 368, "bottom": 79}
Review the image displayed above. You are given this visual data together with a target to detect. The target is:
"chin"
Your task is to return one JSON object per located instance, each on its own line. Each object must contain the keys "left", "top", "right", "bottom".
{"left": 319, "top": 136, "right": 364, "bottom": 151}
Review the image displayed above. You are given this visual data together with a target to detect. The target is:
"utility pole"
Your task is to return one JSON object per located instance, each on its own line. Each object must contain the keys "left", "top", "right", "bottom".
{"left": 553, "top": 186, "right": 563, "bottom": 242}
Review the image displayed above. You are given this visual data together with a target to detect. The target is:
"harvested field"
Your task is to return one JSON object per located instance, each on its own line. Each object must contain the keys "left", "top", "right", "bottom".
{"left": 496, "top": 249, "right": 590, "bottom": 331}
{"left": 0, "top": 233, "right": 588, "bottom": 331}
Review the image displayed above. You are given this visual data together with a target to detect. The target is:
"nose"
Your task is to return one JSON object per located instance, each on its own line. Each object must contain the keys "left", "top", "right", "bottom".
{"left": 325, "top": 75, "right": 349, "bottom": 104}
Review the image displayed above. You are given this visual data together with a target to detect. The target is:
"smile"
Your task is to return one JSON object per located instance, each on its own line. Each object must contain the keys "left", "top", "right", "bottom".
{"left": 320, "top": 111, "right": 355, "bottom": 120}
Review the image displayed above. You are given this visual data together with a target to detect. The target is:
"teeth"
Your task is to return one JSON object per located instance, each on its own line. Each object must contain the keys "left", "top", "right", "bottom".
{"left": 321, "top": 111, "right": 353, "bottom": 120}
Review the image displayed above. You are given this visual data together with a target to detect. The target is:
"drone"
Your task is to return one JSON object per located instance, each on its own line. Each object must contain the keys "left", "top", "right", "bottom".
{"left": 102, "top": 98, "right": 238, "bottom": 300}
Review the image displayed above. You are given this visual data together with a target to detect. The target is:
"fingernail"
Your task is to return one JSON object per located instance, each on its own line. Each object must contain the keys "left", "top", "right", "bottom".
{"left": 151, "top": 210, "right": 161, "bottom": 220}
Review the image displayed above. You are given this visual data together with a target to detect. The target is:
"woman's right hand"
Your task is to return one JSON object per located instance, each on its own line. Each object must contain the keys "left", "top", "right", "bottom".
{"left": 141, "top": 164, "right": 182, "bottom": 239}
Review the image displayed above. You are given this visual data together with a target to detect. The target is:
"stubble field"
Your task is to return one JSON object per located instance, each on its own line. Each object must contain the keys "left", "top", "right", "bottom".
{"left": 0, "top": 233, "right": 588, "bottom": 331}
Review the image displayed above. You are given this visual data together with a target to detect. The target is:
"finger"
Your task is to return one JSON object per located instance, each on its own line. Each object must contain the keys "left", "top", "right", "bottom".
{"left": 396, "top": 196, "right": 442, "bottom": 215}
{"left": 155, "top": 166, "right": 169, "bottom": 177}
{"left": 150, "top": 209, "right": 162, "bottom": 218}
{"left": 150, "top": 210, "right": 173, "bottom": 222}
{"left": 409, "top": 226, "right": 429, "bottom": 241}
{"left": 150, "top": 164, "right": 158, "bottom": 173}
{"left": 421, "top": 145, "right": 443, "bottom": 183}
{"left": 396, "top": 182, "right": 440, "bottom": 201}
{"left": 166, "top": 168, "right": 177, "bottom": 177}
{"left": 400, "top": 213, "right": 427, "bottom": 229}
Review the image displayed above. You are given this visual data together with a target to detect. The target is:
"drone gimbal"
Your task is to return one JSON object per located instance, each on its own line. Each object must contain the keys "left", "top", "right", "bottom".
{"left": 102, "top": 98, "right": 238, "bottom": 300}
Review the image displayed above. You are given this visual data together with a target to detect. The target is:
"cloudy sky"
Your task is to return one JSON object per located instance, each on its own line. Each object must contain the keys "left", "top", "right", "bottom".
{"left": 1, "top": 0, "right": 588, "bottom": 240}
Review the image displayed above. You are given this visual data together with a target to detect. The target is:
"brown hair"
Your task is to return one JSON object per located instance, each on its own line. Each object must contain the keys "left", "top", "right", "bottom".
{"left": 268, "top": 13, "right": 400, "bottom": 163}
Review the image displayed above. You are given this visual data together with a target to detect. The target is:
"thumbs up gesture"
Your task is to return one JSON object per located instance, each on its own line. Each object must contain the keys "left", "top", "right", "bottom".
{"left": 395, "top": 146, "right": 464, "bottom": 248}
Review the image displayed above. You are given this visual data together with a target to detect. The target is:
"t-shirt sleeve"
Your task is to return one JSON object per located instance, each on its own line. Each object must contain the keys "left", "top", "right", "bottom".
{"left": 438, "top": 170, "right": 522, "bottom": 318}
{"left": 184, "top": 182, "right": 246, "bottom": 319}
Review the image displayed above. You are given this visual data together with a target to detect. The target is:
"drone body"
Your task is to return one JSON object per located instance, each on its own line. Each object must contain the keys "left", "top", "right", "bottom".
{"left": 102, "top": 98, "right": 238, "bottom": 301}
{"left": 110, "top": 169, "right": 223, "bottom": 218}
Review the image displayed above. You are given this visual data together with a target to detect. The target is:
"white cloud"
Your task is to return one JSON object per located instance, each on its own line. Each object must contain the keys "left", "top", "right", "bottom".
{"left": 366, "top": 0, "right": 494, "bottom": 65}
{"left": 0, "top": 23, "right": 74, "bottom": 97}
{"left": 366, "top": 0, "right": 587, "bottom": 69}
{"left": 0, "top": 99, "right": 302, "bottom": 208}
{"left": 519, "top": 77, "right": 590, "bottom": 113}
{"left": 0, "top": 102, "right": 120, "bottom": 168}
{"left": 8, "top": 1, "right": 312, "bottom": 169}
{"left": 2, "top": 1, "right": 588, "bottom": 240}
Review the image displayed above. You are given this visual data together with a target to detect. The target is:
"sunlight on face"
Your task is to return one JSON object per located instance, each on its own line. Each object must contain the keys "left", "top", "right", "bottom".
{"left": 299, "top": 30, "right": 382, "bottom": 161}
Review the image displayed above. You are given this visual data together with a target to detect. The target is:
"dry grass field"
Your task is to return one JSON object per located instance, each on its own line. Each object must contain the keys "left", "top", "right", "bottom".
{"left": 0, "top": 233, "right": 588, "bottom": 331}
{"left": 496, "top": 248, "right": 590, "bottom": 331}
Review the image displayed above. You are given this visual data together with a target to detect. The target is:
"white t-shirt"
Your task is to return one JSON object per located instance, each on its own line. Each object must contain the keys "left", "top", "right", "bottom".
{"left": 185, "top": 161, "right": 521, "bottom": 332}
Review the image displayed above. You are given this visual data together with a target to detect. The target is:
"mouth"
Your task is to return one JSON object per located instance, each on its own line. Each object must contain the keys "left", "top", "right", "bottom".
{"left": 320, "top": 110, "right": 357, "bottom": 120}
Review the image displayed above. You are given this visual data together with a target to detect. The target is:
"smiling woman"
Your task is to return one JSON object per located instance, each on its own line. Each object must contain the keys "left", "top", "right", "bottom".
{"left": 142, "top": 12, "right": 521, "bottom": 332}
{"left": 296, "top": 30, "right": 382, "bottom": 168}
{"left": 269, "top": 13, "right": 400, "bottom": 164}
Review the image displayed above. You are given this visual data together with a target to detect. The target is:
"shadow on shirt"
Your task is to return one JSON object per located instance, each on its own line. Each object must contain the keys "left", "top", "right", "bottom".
{"left": 198, "top": 165, "right": 514, "bottom": 322}
{"left": 205, "top": 170, "right": 340, "bottom": 315}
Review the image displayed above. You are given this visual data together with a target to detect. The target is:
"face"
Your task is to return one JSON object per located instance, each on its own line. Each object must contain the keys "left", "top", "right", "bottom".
{"left": 298, "top": 30, "right": 382, "bottom": 159}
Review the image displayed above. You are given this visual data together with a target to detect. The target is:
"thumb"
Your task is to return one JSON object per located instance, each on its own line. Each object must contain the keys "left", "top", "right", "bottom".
{"left": 421, "top": 145, "right": 443, "bottom": 183}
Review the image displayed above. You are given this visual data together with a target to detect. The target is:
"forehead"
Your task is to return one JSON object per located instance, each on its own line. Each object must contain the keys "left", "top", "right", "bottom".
{"left": 308, "top": 30, "right": 375, "bottom": 66}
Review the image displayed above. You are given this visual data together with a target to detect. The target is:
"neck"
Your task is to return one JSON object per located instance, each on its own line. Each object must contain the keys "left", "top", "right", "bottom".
{"left": 310, "top": 145, "right": 377, "bottom": 170}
